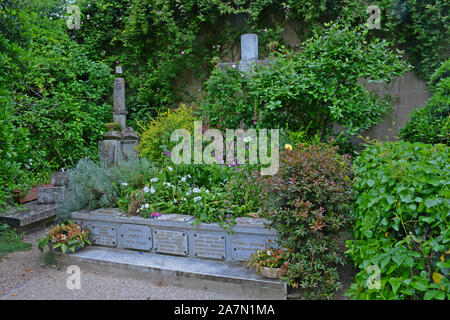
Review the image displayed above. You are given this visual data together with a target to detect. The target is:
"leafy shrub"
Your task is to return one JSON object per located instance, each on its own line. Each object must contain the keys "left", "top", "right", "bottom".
{"left": 201, "top": 22, "right": 410, "bottom": 137}
{"left": 56, "top": 158, "right": 116, "bottom": 222}
{"left": 346, "top": 141, "right": 449, "bottom": 300}
{"left": 57, "top": 157, "right": 157, "bottom": 222}
{"left": 260, "top": 143, "right": 353, "bottom": 298}
{"left": 400, "top": 59, "right": 450, "bottom": 145}
{"left": 0, "top": 223, "right": 32, "bottom": 259}
{"left": 137, "top": 104, "right": 198, "bottom": 163}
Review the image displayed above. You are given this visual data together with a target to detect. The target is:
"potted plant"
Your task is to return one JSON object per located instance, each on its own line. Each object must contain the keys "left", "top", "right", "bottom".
{"left": 245, "top": 248, "right": 288, "bottom": 279}
{"left": 37, "top": 221, "right": 91, "bottom": 254}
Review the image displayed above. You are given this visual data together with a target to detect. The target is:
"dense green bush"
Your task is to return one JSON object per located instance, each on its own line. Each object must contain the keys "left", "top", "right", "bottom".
{"left": 0, "top": 0, "right": 114, "bottom": 206}
{"left": 346, "top": 141, "right": 449, "bottom": 300}
{"left": 400, "top": 59, "right": 450, "bottom": 145}
{"left": 260, "top": 143, "right": 353, "bottom": 298}
{"left": 200, "top": 22, "right": 410, "bottom": 137}
{"left": 137, "top": 104, "right": 198, "bottom": 163}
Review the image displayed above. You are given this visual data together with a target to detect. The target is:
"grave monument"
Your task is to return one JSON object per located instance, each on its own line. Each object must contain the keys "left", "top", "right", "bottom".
{"left": 218, "top": 33, "right": 272, "bottom": 73}
{"left": 98, "top": 66, "right": 139, "bottom": 166}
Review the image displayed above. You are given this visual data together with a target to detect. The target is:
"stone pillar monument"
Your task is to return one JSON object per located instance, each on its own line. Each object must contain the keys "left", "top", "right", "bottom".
{"left": 239, "top": 33, "right": 258, "bottom": 72}
{"left": 98, "top": 66, "right": 139, "bottom": 166}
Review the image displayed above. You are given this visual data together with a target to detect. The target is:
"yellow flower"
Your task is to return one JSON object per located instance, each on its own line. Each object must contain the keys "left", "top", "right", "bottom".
{"left": 284, "top": 144, "right": 293, "bottom": 151}
{"left": 432, "top": 272, "right": 444, "bottom": 284}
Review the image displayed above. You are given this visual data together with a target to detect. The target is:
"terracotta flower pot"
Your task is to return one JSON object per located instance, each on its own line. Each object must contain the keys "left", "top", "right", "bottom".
{"left": 13, "top": 183, "right": 54, "bottom": 204}
{"left": 260, "top": 266, "right": 282, "bottom": 279}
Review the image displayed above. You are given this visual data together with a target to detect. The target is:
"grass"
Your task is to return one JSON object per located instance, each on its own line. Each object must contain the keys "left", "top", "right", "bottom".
{"left": 0, "top": 223, "right": 32, "bottom": 259}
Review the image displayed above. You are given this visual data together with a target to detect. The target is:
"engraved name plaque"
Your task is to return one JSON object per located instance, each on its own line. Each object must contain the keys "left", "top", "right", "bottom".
{"left": 153, "top": 229, "right": 188, "bottom": 256}
{"left": 119, "top": 224, "right": 152, "bottom": 251}
{"left": 193, "top": 233, "right": 225, "bottom": 260}
{"left": 231, "top": 237, "right": 272, "bottom": 261}
{"left": 88, "top": 223, "right": 117, "bottom": 247}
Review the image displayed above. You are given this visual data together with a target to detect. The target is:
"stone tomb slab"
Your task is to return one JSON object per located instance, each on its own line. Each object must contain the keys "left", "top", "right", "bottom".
{"left": 118, "top": 224, "right": 152, "bottom": 251}
{"left": 231, "top": 236, "right": 274, "bottom": 261}
{"left": 86, "top": 223, "right": 117, "bottom": 247}
{"left": 193, "top": 232, "right": 226, "bottom": 260}
{"left": 153, "top": 229, "right": 188, "bottom": 256}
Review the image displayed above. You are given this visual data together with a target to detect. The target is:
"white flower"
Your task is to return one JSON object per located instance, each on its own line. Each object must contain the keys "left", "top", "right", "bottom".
{"left": 168, "top": 166, "right": 173, "bottom": 172}
{"left": 150, "top": 178, "right": 158, "bottom": 183}
{"left": 150, "top": 186, "right": 155, "bottom": 194}
{"left": 143, "top": 186, "right": 150, "bottom": 193}
{"left": 137, "top": 209, "right": 140, "bottom": 213}
{"left": 205, "top": 189, "right": 209, "bottom": 194}
{"left": 193, "top": 196, "right": 202, "bottom": 203}
{"left": 180, "top": 177, "right": 187, "bottom": 182}
{"left": 141, "top": 205, "right": 144, "bottom": 210}
{"left": 145, "top": 203, "right": 150, "bottom": 209}
{"left": 192, "top": 187, "right": 201, "bottom": 193}
{"left": 183, "top": 198, "right": 186, "bottom": 201}
{"left": 173, "top": 199, "right": 177, "bottom": 204}
{"left": 121, "top": 183, "right": 128, "bottom": 186}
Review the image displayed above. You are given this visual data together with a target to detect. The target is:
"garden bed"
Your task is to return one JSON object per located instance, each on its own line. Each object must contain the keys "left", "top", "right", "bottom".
{"left": 72, "top": 208, "right": 277, "bottom": 263}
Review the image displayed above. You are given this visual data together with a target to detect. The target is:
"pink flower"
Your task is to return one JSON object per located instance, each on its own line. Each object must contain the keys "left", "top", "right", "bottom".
{"left": 232, "top": 64, "right": 236, "bottom": 69}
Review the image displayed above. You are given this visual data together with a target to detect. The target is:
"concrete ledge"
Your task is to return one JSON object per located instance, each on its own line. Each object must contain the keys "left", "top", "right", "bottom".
{"left": 55, "top": 246, "right": 287, "bottom": 299}
{"left": 0, "top": 201, "right": 56, "bottom": 233}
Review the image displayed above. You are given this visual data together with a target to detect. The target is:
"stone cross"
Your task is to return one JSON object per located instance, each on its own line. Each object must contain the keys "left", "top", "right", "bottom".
{"left": 113, "top": 67, "right": 127, "bottom": 129}
{"left": 217, "top": 33, "right": 271, "bottom": 73}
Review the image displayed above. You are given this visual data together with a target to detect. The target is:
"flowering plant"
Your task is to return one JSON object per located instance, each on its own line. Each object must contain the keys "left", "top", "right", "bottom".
{"left": 245, "top": 247, "right": 289, "bottom": 274}
{"left": 37, "top": 221, "right": 90, "bottom": 254}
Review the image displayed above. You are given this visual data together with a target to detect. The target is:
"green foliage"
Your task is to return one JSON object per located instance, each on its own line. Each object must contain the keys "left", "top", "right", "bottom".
{"left": 400, "top": 59, "right": 450, "bottom": 145}
{"left": 0, "top": 0, "right": 113, "bottom": 206}
{"left": 346, "top": 141, "right": 450, "bottom": 300}
{"left": 120, "top": 163, "right": 260, "bottom": 232}
{"left": 57, "top": 158, "right": 116, "bottom": 222}
{"left": 0, "top": 223, "right": 32, "bottom": 259}
{"left": 260, "top": 144, "right": 354, "bottom": 298}
{"left": 201, "top": 22, "right": 410, "bottom": 137}
{"left": 57, "top": 157, "right": 157, "bottom": 222}
{"left": 339, "top": 0, "right": 449, "bottom": 81}
{"left": 70, "top": 0, "right": 446, "bottom": 122}
{"left": 137, "top": 104, "right": 198, "bottom": 163}
{"left": 245, "top": 248, "right": 289, "bottom": 273}
{"left": 105, "top": 122, "right": 123, "bottom": 132}
{"left": 37, "top": 221, "right": 91, "bottom": 254}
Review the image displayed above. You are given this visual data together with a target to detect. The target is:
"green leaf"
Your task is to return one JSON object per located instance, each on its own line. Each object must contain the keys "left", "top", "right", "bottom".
{"left": 424, "top": 290, "right": 445, "bottom": 300}
{"left": 389, "top": 278, "right": 401, "bottom": 295}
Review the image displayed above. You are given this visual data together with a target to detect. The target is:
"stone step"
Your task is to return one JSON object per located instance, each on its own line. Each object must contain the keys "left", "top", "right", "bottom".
{"left": 0, "top": 201, "right": 56, "bottom": 233}
{"left": 55, "top": 246, "right": 287, "bottom": 299}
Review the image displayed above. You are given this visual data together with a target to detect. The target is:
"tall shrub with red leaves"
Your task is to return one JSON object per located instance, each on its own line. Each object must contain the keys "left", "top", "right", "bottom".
{"left": 260, "top": 143, "right": 353, "bottom": 298}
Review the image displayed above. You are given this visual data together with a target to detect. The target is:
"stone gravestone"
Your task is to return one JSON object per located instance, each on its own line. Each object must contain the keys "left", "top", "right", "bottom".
{"left": 37, "top": 171, "right": 67, "bottom": 204}
{"left": 98, "top": 66, "right": 139, "bottom": 166}
{"left": 218, "top": 33, "right": 271, "bottom": 73}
